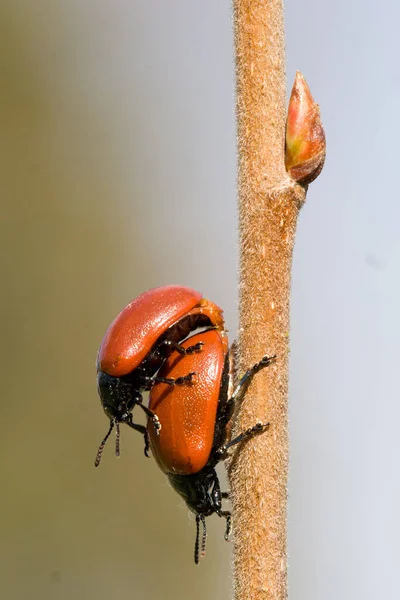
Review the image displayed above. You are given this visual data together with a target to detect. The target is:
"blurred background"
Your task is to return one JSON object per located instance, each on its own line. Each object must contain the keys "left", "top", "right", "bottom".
{"left": 1, "top": 1, "right": 398, "bottom": 599}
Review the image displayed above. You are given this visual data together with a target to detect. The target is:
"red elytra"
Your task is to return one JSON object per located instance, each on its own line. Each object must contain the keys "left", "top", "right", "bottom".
{"left": 94, "top": 285, "right": 226, "bottom": 468}
{"left": 97, "top": 285, "right": 224, "bottom": 377}
{"left": 145, "top": 327, "right": 276, "bottom": 564}
{"left": 147, "top": 329, "right": 228, "bottom": 475}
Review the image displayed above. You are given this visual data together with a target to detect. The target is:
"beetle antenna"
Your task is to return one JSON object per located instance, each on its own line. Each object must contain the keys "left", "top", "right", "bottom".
{"left": 200, "top": 515, "right": 207, "bottom": 559}
{"left": 115, "top": 421, "right": 121, "bottom": 457}
{"left": 94, "top": 420, "right": 115, "bottom": 467}
{"left": 195, "top": 515, "right": 201, "bottom": 564}
{"left": 194, "top": 514, "right": 207, "bottom": 564}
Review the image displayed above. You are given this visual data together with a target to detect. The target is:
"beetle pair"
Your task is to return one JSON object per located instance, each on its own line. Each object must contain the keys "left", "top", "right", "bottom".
{"left": 96, "top": 285, "right": 275, "bottom": 563}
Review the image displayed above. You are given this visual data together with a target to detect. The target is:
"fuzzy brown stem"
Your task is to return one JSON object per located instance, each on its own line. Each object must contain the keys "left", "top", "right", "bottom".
{"left": 231, "top": 2, "right": 306, "bottom": 599}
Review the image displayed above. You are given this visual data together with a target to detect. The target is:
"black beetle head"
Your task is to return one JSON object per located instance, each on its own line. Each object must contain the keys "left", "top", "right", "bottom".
{"left": 95, "top": 370, "right": 142, "bottom": 467}
{"left": 168, "top": 468, "right": 231, "bottom": 564}
{"left": 168, "top": 469, "right": 218, "bottom": 517}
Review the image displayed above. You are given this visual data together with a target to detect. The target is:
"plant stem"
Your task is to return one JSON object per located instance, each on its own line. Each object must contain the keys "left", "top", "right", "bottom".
{"left": 230, "top": 2, "right": 306, "bottom": 599}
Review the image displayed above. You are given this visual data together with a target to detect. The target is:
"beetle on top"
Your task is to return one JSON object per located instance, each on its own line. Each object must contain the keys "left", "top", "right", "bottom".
{"left": 95, "top": 285, "right": 225, "bottom": 466}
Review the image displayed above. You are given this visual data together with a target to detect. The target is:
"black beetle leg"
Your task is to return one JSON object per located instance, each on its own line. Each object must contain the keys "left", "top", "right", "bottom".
{"left": 212, "top": 479, "right": 232, "bottom": 542}
{"left": 132, "top": 402, "right": 161, "bottom": 435}
{"left": 152, "top": 372, "right": 197, "bottom": 387}
{"left": 216, "top": 353, "right": 276, "bottom": 435}
{"left": 216, "top": 422, "right": 270, "bottom": 458}
{"left": 157, "top": 339, "right": 204, "bottom": 355}
{"left": 218, "top": 511, "right": 232, "bottom": 541}
{"left": 126, "top": 416, "right": 152, "bottom": 457}
{"left": 230, "top": 354, "right": 277, "bottom": 405}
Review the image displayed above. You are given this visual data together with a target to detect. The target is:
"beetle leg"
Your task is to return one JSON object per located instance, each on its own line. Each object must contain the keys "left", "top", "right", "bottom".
{"left": 211, "top": 479, "right": 232, "bottom": 541}
{"left": 216, "top": 422, "right": 270, "bottom": 458}
{"left": 132, "top": 402, "right": 162, "bottom": 435}
{"left": 143, "top": 433, "right": 151, "bottom": 458}
{"left": 126, "top": 416, "right": 152, "bottom": 457}
{"left": 230, "top": 354, "right": 277, "bottom": 404}
{"left": 218, "top": 353, "right": 277, "bottom": 431}
{"left": 210, "top": 475, "right": 223, "bottom": 512}
{"left": 219, "top": 511, "right": 232, "bottom": 541}
{"left": 158, "top": 339, "right": 204, "bottom": 355}
{"left": 151, "top": 371, "right": 197, "bottom": 386}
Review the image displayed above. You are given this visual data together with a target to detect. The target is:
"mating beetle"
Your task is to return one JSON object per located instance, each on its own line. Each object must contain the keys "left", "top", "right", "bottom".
{"left": 95, "top": 285, "right": 225, "bottom": 466}
{"left": 147, "top": 329, "right": 276, "bottom": 563}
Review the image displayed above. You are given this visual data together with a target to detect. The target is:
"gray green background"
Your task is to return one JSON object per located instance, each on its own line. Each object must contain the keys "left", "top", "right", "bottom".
{"left": 1, "top": 1, "right": 398, "bottom": 599}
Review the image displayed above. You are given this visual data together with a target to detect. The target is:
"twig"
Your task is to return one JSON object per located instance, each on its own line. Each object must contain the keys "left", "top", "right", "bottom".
{"left": 230, "top": 2, "right": 324, "bottom": 599}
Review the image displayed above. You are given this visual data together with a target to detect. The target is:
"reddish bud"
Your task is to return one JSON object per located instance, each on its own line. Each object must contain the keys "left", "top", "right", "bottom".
{"left": 285, "top": 72, "right": 326, "bottom": 185}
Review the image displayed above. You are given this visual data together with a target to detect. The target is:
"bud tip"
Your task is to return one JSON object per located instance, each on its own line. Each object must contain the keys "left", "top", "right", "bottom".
{"left": 285, "top": 71, "right": 326, "bottom": 185}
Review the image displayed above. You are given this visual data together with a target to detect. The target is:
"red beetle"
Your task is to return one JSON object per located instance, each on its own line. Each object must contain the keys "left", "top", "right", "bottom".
{"left": 147, "top": 329, "right": 276, "bottom": 563}
{"left": 95, "top": 285, "right": 225, "bottom": 466}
